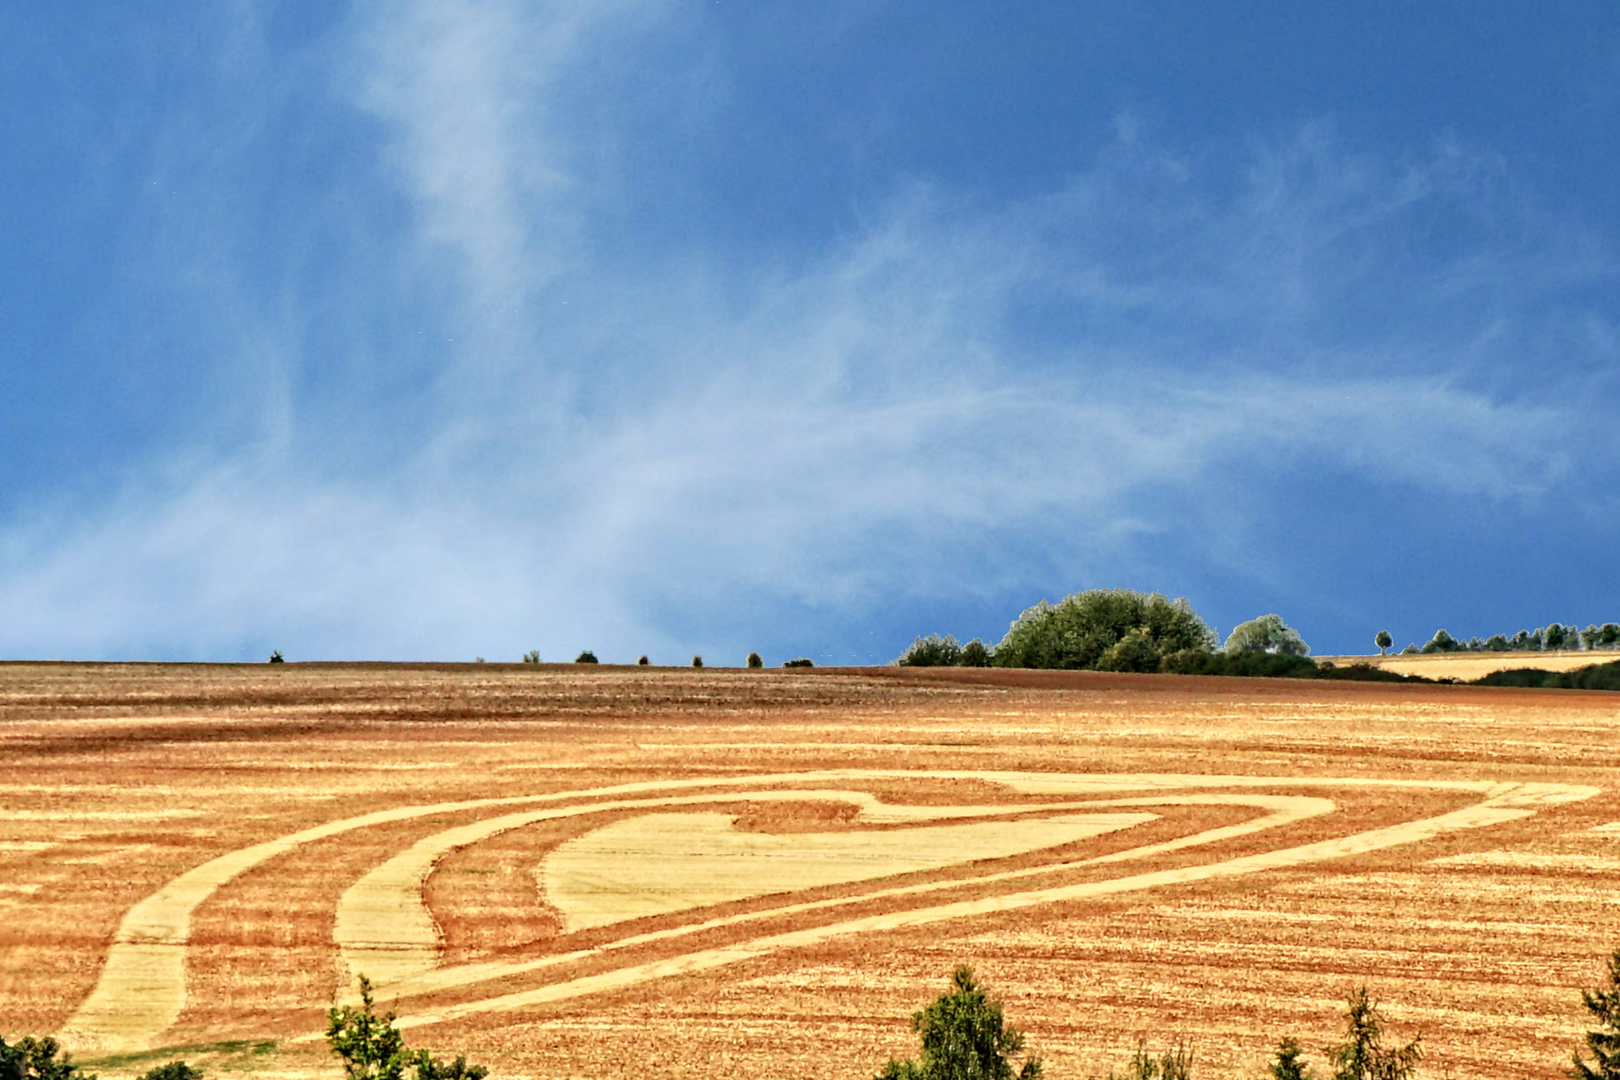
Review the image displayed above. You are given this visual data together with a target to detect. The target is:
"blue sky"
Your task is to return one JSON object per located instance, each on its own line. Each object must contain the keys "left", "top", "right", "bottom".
{"left": 3, "top": 2, "right": 1618, "bottom": 663}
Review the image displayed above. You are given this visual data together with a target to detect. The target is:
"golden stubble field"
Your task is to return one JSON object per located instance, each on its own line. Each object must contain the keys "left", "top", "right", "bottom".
{"left": 3, "top": 662, "right": 1619, "bottom": 1080}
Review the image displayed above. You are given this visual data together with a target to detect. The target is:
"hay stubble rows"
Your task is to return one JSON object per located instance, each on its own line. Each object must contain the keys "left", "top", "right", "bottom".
{"left": 3, "top": 663, "right": 1619, "bottom": 1080}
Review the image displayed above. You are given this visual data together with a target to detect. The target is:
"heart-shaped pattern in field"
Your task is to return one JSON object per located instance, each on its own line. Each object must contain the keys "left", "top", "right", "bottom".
{"left": 542, "top": 810, "right": 1158, "bottom": 930}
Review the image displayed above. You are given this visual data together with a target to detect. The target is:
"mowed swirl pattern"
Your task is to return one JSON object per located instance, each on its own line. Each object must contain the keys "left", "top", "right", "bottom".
{"left": 2, "top": 664, "right": 1616, "bottom": 1080}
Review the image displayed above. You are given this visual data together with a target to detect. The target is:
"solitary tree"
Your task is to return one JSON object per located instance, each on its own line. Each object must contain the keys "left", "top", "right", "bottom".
{"left": 746, "top": 652, "right": 764, "bottom": 668}
{"left": 1271, "top": 1037, "right": 1314, "bottom": 1080}
{"left": 1224, "top": 614, "right": 1310, "bottom": 656}
{"left": 1329, "top": 987, "right": 1420, "bottom": 1080}
{"left": 327, "top": 977, "right": 408, "bottom": 1080}
{"left": 1571, "top": 949, "right": 1620, "bottom": 1080}
{"left": 876, "top": 966, "right": 1043, "bottom": 1080}
{"left": 1374, "top": 631, "right": 1392, "bottom": 657}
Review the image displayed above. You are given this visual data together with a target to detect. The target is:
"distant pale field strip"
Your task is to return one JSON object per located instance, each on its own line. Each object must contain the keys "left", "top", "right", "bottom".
{"left": 1327, "top": 650, "right": 1619, "bottom": 679}
{"left": 4, "top": 663, "right": 1620, "bottom": 1080}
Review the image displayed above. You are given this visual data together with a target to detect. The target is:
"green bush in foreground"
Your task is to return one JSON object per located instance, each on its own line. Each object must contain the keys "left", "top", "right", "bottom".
{"left": 0, "top": 1036, "right": 93, "bottom": 1080}
{"left": 328, "top": 976, "right": 487, "bottom": 1080}
{"left": 876, "top": 966, "right": 1041, "bottom": 1080}
{"left": 1570, "top": 948, "right": 1620, "bottom": 1080}
{"left": 137, "top": 1064, "right": 203, "bottom": 1080}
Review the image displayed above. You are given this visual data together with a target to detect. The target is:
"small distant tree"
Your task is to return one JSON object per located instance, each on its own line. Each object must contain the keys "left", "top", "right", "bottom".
{"left": 875, "top": 966, "right": 1042, "bottom": 1080}
{"left": 783, "top": 658, "right": 815, "bottom": 668}
{"left": 1601, "top": 624, "right": 1620, "bottom": 649}
{"left": 1419, "top": 629, "right": 1458, "bottom": 654}
{"left": 1484, "top": 634, "right": 1509, "bottom": 652}
{"left": 1570, "top": 948, "right": 1620, "bottom": 1080}
{"left": 897, "top": 634, "right": 964, "bottom": 667}
{"left": 137, "top": 1065, "right": 203, "bottom": 1080}
{"left": 1374, "top": 631, "right": 1392, "bottom": 657}
{"left": 1224, "top": 614, "right": 1310, "bottom": 656}
{"left": 1328, "top": 987, "right": 1420, "bottom": 1080}
{"left": 269, "top": 650, "right": 285, "bottom": 663}
{"left": 574, "top": 650, "right": 599, "bottom": 664}
{"left": 961, "top": 639, "right": 991, "bottom": 667}
{"left": 691, "top": 655, "right": 704, "bottom": 668}
{"left": 1547, "top": 623, "right": 1569, "bottom": 651}
{"left": 637, "top": 655, "right": 650, "bottom": 665}
{"left": 746, "top": 652, "right": 764, "bottom": 668}
{"left": 326, "top": 976, "right": 408, "bottom": 1080}
{"left": 521, "top": 650, "right": 541, "bottom": 664}
{"left": 0, "top": 1036, "right": 94, "bottom": 1080}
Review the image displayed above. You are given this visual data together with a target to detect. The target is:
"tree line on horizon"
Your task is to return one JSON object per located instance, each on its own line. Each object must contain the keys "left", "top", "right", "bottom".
{"left": 1388, "top": 621, "right": 1620, "bottom": 656}
{"left": 895, "top": 588, "right": 1620, "bottom": 690}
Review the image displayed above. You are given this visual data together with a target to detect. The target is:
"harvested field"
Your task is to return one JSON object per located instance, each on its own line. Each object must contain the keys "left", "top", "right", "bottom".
{"left": 1331, "top": 651, "right": 1619, "bottom": 681}
{"left": 3, "top": 662, "right": 1619, "bottom": 1080}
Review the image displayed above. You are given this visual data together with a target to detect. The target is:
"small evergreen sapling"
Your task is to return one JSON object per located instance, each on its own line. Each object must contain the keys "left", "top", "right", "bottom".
{"left": 1571, "top": 949, "right": 1620, "bottom": 1080}
{"left": 875, "top": 966, "right": 1042, "bottom": 1080}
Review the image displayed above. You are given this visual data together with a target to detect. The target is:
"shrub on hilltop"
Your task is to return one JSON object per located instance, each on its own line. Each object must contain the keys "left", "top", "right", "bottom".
{"left": 897, "top": 634, "right": 964, "bottom": 667}
{"left": 1224, "top": 614, "right": 1310, "bottom": 656}
{"left": 993, "top": 589, "right": 1217, "bottom": 671}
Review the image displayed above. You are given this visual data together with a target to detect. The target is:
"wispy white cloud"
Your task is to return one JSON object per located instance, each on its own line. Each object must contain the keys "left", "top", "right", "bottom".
{"left": 0, "top": 6, "right": 1613, "bottom": 661}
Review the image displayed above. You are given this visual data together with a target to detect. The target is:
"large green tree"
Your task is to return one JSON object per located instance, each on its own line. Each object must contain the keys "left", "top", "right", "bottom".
{"left": 1224, "top": 614, "right": 1310, "bottom": 656}
{"left": 992, "top": 589, "right": 1216, "bottom": 671}
{"left": 876, "top": 966, "right": 1042, "bottom": 1080}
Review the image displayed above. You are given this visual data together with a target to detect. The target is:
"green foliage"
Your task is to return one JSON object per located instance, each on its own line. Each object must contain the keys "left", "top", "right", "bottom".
{"left": 1270, "top": 1037, "right": 1314, "bottom": 1080}
{"left": 521, "top": 650, "right": 541, "bottom": 664}
{"left": 1097, "top": 628, "right": 1164, "bottom": 673}
{"left": 961, "top": 639, "right": 991, "bottom": 667}
{"left": 876, "top": 966, "right": 1042, "bottom": 1080}
{"left": 326, "top": 976, "right": 408, "bottom": 1080}
{"left": 993, "top": 589, "right": 1217, "bottom": 671}
{"left": 1224, "top": 614, "right": 1310, "bottom": 656}
{"left": 1474, "top": 660, "right": 1620, "bottom": 691}
{"left": 691, "top": 655, "right": 704, "bottom": 668}
{"left": 746, "top": 652, "right": 764, "bottom": 668}
{"left": 268, "top": 650, "right": 284, "bottom": 663}
{"left": 1327, "top": 987, "right": 1420, "bottom": 1080}
{"left": 1547, "top": 623, "right": 1569, "bottom": 650}
{"left": 412, "top": 1053, "right": 488, "bottom": 1080}
{"left": 1419, "top": 629, "right": 1458, "bottom": 654}
{"left": 898, "top": 634, "right": 964, "bottom": 667}
{"left": 637, "top": 655, "right": 650, "bottom": 665}
{"left": 783, "top": 657, "right": 815, "bottom": 667}
{"left": 136, "top": 1064, "right": 203, "bottom": 1080}
{"left": 1097, "top": 1039, "right": 1191, "bottom": 1080}
{"left": 1571, "top": 949, "right": 1620, "bottom": 1080}
{"left": 1159, "top": 649, "right": 1320, "bottom": 679}
{"left": 1374, "top": 631, "right": 1392, "bottom": 656}
{"left": 328, "top": 978, "right": 487, "bottom": 1080}
{"left": 574, "top": 650, "right": 599, "bottom": 664}
{"left": 0, "top": 1036, "right": 94, "bottom": 1080}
